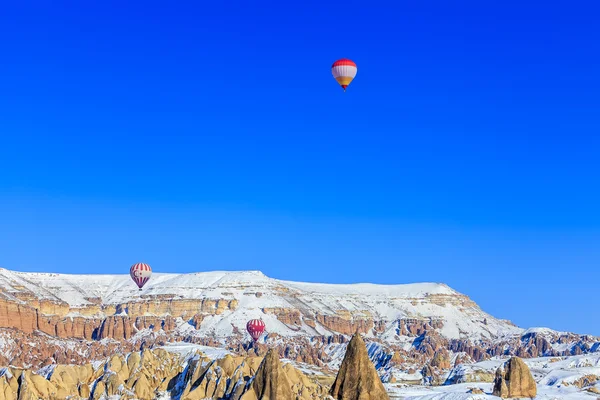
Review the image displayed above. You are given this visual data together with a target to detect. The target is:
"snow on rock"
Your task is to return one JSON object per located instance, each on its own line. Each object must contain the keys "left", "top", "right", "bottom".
{"left": 0, "top": 267, "right": 522, "bottom": 341}
{"left": 160, "top": 342, "right": 231, "bottom": 360}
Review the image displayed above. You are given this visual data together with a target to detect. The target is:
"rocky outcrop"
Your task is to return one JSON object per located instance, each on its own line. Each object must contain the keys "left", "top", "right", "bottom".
{"left": 467, "top": 387, "right": 485, "bottom": 394}
{"left": 444, "top": 364, "right": 495, "bottom": 385}
{"left": 398, "top": 318, "right": 445, "bottom": 336}
{"left": 492, "top": 356, "right": 537, "bottom": 399}
{"left": 430, "top": 349, "right": 451, "bottom": 369}
{"left": 329, "top": 333, "right": 389, "bottom": 400}
{"left": 262, "top": 308, "right": 302, "bottom": 326}
{"left": 421, "top": 364, "right": 440, "bottom": 386}
{"left": 244, "top": 349, "right": 294, "bottom": 399}
{"left": 315, "top": 312, "right": 374, "bottom": 335}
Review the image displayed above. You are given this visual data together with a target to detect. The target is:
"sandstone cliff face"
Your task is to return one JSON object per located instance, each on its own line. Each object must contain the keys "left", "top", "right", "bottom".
{"left": 0, "top": 297, "right": 236, "bottom": 341}
{"left": 315, "top": 312, "right": 374, "bottom": 335}
{"left": 492, "top": 356, "right": 537, "bottom": 399}
{"left": 329, "top": 333, "right": 389, "bottom": 400}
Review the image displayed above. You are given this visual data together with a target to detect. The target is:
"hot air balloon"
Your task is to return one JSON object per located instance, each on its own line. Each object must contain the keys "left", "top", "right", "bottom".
{"left": 331, "top": 58, "right": 357, "bottom": 92}
{"left": 246, "top": 319, "right": 266, "bottom": 342}
{"left": 130, "top": 262, "right": 152, "bottom": 291}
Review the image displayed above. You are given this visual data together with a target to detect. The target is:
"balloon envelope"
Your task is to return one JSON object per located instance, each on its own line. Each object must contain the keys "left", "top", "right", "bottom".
{"left": 331, "top": 59, "right": 357, "bottom": 91}
{"left": 130, "top": 262, "right": 152, "bottom": 289}
{"left": 246, "top": 319, "right": 266, "bottom": 341}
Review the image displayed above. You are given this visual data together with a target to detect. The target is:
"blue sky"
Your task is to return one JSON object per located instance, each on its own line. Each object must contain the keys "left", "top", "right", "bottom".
{"left": 0, "top": 1, "right": 599, "bottom": 335}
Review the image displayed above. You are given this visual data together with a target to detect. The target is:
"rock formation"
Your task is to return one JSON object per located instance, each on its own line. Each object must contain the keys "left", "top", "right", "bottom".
{"left": 243, "top": 349, "right": 294, "bottom": 400}
{"left": 467, "top": 387, "right": 485, "bottom": 394}
{"left": 492, "top": 356, "right": 537, "bottom": 399}
{"left": 329, "top": 333, "right": 389, "bottom": 400}
{"left": 421, "top": 364, "right": 441, "bottom": 386}
{"left": 0, "top": 348, "right": 329, "bottom": 400}
{"left": 430, "top": 349, "right": 451, "bottom": 369}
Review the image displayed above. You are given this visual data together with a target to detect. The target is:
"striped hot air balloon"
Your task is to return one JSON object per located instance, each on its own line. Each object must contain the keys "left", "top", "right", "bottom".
{"left": 246, "top": 319, "right": 266, "bottom": 342}
{"left": 130, "top": 262, "right": 152, "bottom": 290}
{"left": 331, "top": 58, "right": 357, "bottom": 91}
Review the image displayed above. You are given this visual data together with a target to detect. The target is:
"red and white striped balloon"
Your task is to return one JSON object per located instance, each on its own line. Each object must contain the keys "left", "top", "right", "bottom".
{"left": 130, "top": 262, "right": 152, "bottom": 290}
{"left": 246, "top": 319, "right": 266, "bottom": 341}
{"left": 331, "top": 58, "right": 357, "bottom": 91}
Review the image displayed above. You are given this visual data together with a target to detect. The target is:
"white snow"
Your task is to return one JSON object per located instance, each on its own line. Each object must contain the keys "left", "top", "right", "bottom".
{"left": 160, "top": 342, "right": 231, "bottom": 360}
{"left": 522, "top": 327, "right": 565, "bottom": 336}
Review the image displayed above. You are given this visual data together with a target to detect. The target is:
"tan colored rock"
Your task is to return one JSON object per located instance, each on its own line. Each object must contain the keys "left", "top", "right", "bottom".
{"left": 492, "top": 357, "right": 537, "bottom": 399}
{"left": 48, "top": 365, "right": 84, "bottom": 398}
{"left": 262, "top": 308, "right": 302, "bottom": 326}
{"left": 0, "top": 376, "right": 16, "bottom": 400}
{"left": 567, "top": 374, "right": 599, "bottom": 388}
{"left": 18, "top": 371, "right": 56, "bottom": 400}
{"left": 103, "top": 371, "right": 125, "bottom": 397}
{"left": 246, "top": 356, "right": 263, "bottom": 375}
{"left": 398, "top": 318, "right": 444, "bottom": 337}
{"left": 127, "top": 351, "right": 142, "bottom": 373}
{"left": 430, "top": 349, "right": 451, "bottom": 370}
{"left": 215, "top": 354, "right": 238, "bottom": 377}
{"left": 249, "top": 349, "right": 294, "bottom": 400}
{"left": 79, "top": 382, "right": 91, "bottom": 398}
{"left": 329, "top": 333, "right": 389, "bottom": 400}
{"left": 586, "top": 386, "right": 600, "bottom": 394}
{"left": 453, "top": 353, "right": 474, "bottom": 367}
{"left": 315, "top": 312, "right": 373, "bottom": 335}
{"left": 0, "top": 347, "right": 329, "bottom": 400}
{"left": 91, "top": 379, "right": 106, "bottom": 400}
{"left": 421, "top": 364, "right": 440, "bottom": 386}
{"left": 184, "top": 362, "right": 223, "bottom": 400}
{"left": 468, "top": 387, "right": 485, "bottom": 394}
{"left": 132, "top": 373, "right": 153, "bottom": 399}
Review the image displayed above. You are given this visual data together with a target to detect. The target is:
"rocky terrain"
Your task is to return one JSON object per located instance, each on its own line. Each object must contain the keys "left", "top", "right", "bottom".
{"left": 2, "top": 337, "right": 599, "bottom": 400}
{"left": 0, "top": 267, "right": 599, "bottom": 399}
{"left": 0, "top": 344, "right": 333, "bottom": 400}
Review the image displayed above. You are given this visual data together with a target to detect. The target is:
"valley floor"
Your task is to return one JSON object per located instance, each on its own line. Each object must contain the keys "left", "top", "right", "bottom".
{"left": 387, "top": 382, "right": 597, "bottom": 399}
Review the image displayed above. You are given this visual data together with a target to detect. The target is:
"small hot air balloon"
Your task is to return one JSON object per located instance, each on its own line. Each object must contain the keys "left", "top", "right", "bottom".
{"left": 130, "top": 262, "right": 152, "bottom": 291}
{"left": 246, "top": 319, "right": 266, "bottom": 342}
{"left": 331, "top": 58, "right": 357, "bottom": 92}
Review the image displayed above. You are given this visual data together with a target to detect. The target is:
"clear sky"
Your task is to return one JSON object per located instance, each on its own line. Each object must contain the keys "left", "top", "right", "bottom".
{"left": 1, "top": 1, "right": 599, "bottom": 335}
